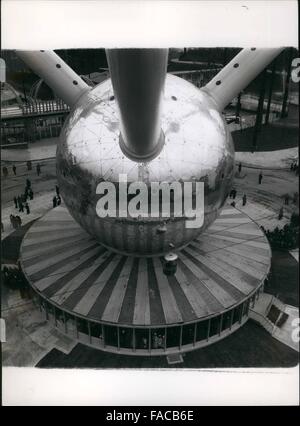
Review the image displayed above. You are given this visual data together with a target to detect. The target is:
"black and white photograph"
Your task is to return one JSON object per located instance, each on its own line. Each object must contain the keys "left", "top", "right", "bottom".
{"left": 1, "top": 0, "right": 299, "bottom": 407}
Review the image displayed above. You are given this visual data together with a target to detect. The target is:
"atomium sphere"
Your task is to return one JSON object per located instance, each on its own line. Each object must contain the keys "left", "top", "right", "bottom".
{"left": 56, "top": 74, "right": 235, "bottom": 255}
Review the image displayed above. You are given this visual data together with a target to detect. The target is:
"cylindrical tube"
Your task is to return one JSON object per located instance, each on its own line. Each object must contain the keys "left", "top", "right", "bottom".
{"left": 106, "top": 48, "right": 168, "bottom": 161}
{"left": 16, "top": 50, "right": 90, "bottom": 107}
{"left": 203, "top": 47, "right": 284, "bottom": 111}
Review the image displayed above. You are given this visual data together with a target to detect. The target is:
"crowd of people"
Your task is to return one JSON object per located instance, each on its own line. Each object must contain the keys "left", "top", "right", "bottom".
{"left": 2, "top": 265, "right": 28, "bottom": 290}
{"left": 261, "top": 212, "right": 299, "bottom": 250}
{"left": 9, "top": 178, "right": 33, "bottom": 230}
{"left": 2, "top": 159, "right": 62, "bottom": 234}
{"left": 9, "top": 214, "right": 22, "bottom": 229}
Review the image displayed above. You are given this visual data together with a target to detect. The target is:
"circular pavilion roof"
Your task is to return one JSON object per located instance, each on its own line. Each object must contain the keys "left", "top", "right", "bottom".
{"left": 20, "top": 204, "right": 271, "bottom": 327}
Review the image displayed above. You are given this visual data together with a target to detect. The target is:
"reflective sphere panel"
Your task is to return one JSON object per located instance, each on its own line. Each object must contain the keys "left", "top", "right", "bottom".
{"left": 57, "top": 74, "right": 235, "bottom": 255}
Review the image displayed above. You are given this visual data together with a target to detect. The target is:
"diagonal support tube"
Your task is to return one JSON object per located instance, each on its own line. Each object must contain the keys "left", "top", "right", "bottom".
{"left": 203, "top": 47, "right": 284, "bottom": 112}
{"left": 106, "top": 48, "right": 168, "bottom": 161}
{"left": 16, "top": 50, "right": 90, "bottom": 107}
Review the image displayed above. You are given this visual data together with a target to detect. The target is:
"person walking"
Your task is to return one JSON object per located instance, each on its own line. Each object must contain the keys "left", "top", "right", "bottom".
{"left": 293, "top": 192, "right": 298, "bottom": 204}
{"left": 10, "top": 214, "right": 15, "bottom": 229}
{"left": 53, "top": 196, "right": 57, "bottom": 208}
{"left": 29, "top": 188, "right": 34, "bottom": 200}
{"left": 36, "top": 163, "right": 41, "bottom": 176}
{"left": 232, "top": 189, "right": 237, "bottom": 200}
{"left": 12, "top": 164, "right": 17, "bottom": 175}
{"left": 26, "top": 178, "right": 31, "bottom": 188}
{"left": 238, "top": 162, "right": 242, "bottom": 173}
{"left": 284, "top": 194, "right": 289, "bottom": 205}
{"left": 13, "top": 196, "right": 18, "bottom": 209}
{"left": 17, "top": 195, "right": 23, "bottom": 209}
{"left": 55, "top": 185, "right": 60, "bottom": 196}
{"left": 242, "top": 194, "right": 247, "bottom": 206}
{"left": 57, "top": 195, "right": 61, "bottom": 206}
{"left": 19, "top": 202, "right": 24, "bottom": 213}
{"left": 259, "top": 171, "right": 263, "bottom": 184}
{"left": 278, "top": 206, "right": 284, "bottom": 220}
{"left": 16, "top": 215, "right": 22, "bottom": 227}
{"left": 25, "top": 202, "right": 30, "bottom": 214}
{"left": 2, "top": 166, "right": 8, "bottom": 177}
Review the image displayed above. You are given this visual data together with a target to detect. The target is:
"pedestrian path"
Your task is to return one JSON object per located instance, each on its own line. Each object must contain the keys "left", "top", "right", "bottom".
{"left": 1, "top": 137, "right": 58, "bottom": 163}
{"left": 1, "top": 191, "right": 53, "bottom": 241}
{"left": 234, "top": 199, "right": 290, "bottom": 231}
{"left": 235, "top": 147, "right": 298, "bottom": 170}
{"left": 2, "top": 295, "right": 77, "bottom": 367}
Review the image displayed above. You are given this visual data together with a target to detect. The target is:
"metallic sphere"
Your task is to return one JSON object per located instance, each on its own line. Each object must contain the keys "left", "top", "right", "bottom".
{"left": 56, "top": 74, "right": 235, "bottom": 255}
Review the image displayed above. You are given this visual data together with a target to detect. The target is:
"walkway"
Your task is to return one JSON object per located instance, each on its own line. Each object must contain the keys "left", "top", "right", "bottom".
{"left": 231, "top": 166, "right": 298, "bottom": 231}
{"left": 236, "top": 148, "right": 298, "bottom": 170}
{"left": 1, "top": 137, "right": 58, "bottom": 162}
{"left": 1, "top": 155, "right": 57, "bottom": 240}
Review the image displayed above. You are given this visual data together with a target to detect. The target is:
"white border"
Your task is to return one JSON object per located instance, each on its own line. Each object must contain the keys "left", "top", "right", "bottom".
{"left": 1, "top": 0, "right": 299, "bottom": 406}
{"left": 1, "top": 0, "right": 298, "bottom": 49}
{"left": 2, "top": 366, "right": 299, "bottom": 406}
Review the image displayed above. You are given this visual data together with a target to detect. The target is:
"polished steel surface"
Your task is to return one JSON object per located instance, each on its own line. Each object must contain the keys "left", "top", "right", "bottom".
{"left": 106, "top": 49, "right": 168, "bottom": 161}
{"left": 57, "top": 74, "right": 235, "bottom": 255}
{"left": 16, "top": 50, "right": 90, "bottom": 107}
{"left": 203, "top": 47, "right": 284, "bottom": 111}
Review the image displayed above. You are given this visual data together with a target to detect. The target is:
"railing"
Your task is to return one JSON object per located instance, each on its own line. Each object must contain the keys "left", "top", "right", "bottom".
{"left": 1, "top": 99, "right": 70, "bottom": 119}
{"left": 22, "top": 99, "right": 70, "bottom": 115}
{"left": 249, "top": 308, "right": 277, "bottom": 335}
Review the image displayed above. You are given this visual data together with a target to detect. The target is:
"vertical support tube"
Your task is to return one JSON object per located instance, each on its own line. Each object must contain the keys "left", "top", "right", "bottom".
{"left": 88, "top": 321, "right": 91, "bottom": 344}
{"left": 106, "top": 49, "right": 168, "bottom": 161}
{"left": 117, "top": 327, "right": 120, "bottom": 351}
{"left": 45, "top": 302, "right": 49, "bottom": 321}
{"left": 281, "top": 48, "right": 293, "bottom": 118}
{"left": 133, "top": 328, "right": 136, "bottom": 352}
{"left": 265, "top": 59, "right": 276, "bottom": 125}
{"left": 102, "top": 324, "right": 105, "bottom": 348}
{"left": 252, "top": 68, "right": 267, "bottom": 151}
{"left": 54, "top": 307, "right": 57, "bottom": 327}
{"left": 230, "top": 309, "right": 234, "bottom": 330}
{"left": 240, "top": 304, "right": 244, "bottom": 324}
{"left": 63, "top": 311, "right": 67, "bottom": 334}
{"left": 75, "top": 317, "right": 79, "bottom": 339}
{"left": 207, "top": 319, "right": 211, "bottom": 341}
{"left": 179, "top": 325, "right": 183, "bottom": 350}
{"left": 219, "top": 314, "right": 223, "bottom": 335}
{"left": 193, "top": 323, "right": 197, "bottom": 346}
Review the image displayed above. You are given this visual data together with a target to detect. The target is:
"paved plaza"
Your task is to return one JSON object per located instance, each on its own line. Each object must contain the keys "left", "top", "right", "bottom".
{"left": 1, "top": 136, "right": 298, "bottom": 367}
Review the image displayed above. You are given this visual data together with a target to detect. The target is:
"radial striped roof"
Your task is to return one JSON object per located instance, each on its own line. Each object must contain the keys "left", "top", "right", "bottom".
{"left": 21, "top": 205, "right": 271, "bottom": 327}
